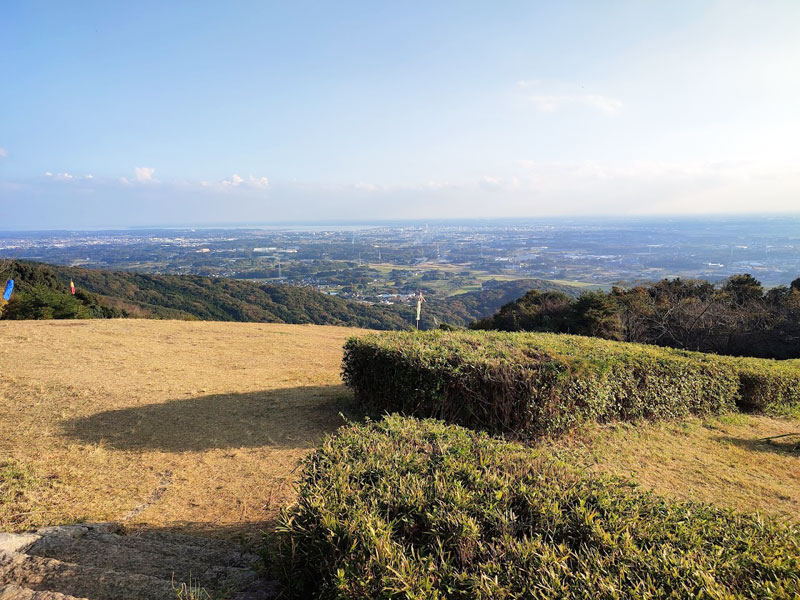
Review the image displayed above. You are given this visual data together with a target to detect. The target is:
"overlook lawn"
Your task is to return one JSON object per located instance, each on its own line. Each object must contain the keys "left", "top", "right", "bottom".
{"left": 0, "top": 319, "right": 798, "bottom": 542}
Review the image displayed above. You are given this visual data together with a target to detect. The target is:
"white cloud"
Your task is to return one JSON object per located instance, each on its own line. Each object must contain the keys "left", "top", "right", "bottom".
{"left": 0, "top": 148, "right": 7, "bottom": 158}
{"left": 247, "top": 175, "right": 269, "bottom": 188}
{"left": 223, "top": 173, "right": 244, "bottom": 187}
{"left": 44, "top": 171, "right": 74, "bottom": 181}
{"left": 7, "top": 157, "right": 800, "bottom": 228}
{"left": 134, "top": 167, "right": 155, "bottom": 182}
{"left": 45, "top": 171, "right": 98, "bottom": 182}
{"left": 205, "top": 173, "right": 270, "bottom": 191}
{"left": 216, "top": 173, "right": 269, "bottom": 189}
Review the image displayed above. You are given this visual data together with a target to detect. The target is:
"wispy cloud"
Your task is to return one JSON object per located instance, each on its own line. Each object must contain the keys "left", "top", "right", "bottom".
{"left": 479, "top": 176, "right": 520, "bottom": 191}
{"left": 201, "top": 173, "right": 270, "bottom": 191}
{"left": 347, "top": 180, "right": 458, "bottom": 193}
{"left": 246, "top": 175, "right": 269, "bottom": 188}
{"left": 7, "top": 158, "right": 800, "bottom": 229}
{"left": 517, "top": 80, "right": 624, "bottom": 113}
{"left": 42, "top": 167, "right": 270, "bottom": 192}
{"left": 506, "top": 159, "right": 800, "bottom": 213}
{"left": 582, "top": 95, "right": 624, "bottom": 112}
{"left": 526, "top": 93, "right": 623, "bottom": 113}
{"left": 0, "top": 148, "right": 7, "bottom": 158}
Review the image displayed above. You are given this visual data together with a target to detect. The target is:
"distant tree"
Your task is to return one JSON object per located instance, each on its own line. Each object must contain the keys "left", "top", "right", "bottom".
{"left": 765, "top": 286, "right": 792, "bottom": 306}
{"left": 3, "top": 285, "right": 92, "bottom": 320}
{"left": 723, "top": 274, "right": 764, "bottom": 305}
{"left": 471, "top": 290, "right": 572, "bottom": 332}
{"left": 473, "top": 274, "right": 800, "bottom": 359}
{"left": 570, "top": 291, "right": 623, "bottom": 340}
{"left": 640, "top": 279, "right": 720, "bottom": 350}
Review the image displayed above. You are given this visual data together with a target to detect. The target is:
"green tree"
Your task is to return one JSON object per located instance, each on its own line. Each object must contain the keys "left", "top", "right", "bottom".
{"left": 723, "top": 274, "right": 764, "bottom": 305}
{"left": 3, "top": 285, "right": 92, "bottom": 320}
{"left": 570, "top": 291, "right": 624, "bottom": 340}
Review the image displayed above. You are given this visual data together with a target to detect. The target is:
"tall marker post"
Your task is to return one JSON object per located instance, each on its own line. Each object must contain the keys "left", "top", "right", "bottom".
{"left": 415, "top": 289, "right": 425, "bottom": 330}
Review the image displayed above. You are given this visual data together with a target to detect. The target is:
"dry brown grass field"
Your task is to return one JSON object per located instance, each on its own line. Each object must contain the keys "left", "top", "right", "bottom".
{"left": 1, "top": 319, "right": 798, "bottom": 543}
{"left": 562, "top": 414, "right": 800, "bottom": 523}
{"left": 0, "top": 319, "right": 363, "bottom": 541}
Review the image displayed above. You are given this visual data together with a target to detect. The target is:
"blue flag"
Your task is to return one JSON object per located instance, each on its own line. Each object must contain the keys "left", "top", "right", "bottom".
{"left": 3, "top": 279, "right": 14, "bottom": 301}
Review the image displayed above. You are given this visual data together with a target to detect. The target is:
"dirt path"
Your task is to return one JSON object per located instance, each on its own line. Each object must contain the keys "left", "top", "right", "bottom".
{"left": 0, "top": 522, "right": 277, "bottom": 599}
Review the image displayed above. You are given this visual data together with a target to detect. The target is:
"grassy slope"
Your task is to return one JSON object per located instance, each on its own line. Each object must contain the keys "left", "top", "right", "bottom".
{"left": 0, "top": 320, "right": 798, "bottom": 541}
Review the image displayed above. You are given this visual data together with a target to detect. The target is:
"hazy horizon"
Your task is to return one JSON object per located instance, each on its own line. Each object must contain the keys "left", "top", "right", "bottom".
{"left": 2, "top": 1, "right": 799, "bottom": 229}
{"left": 0, "top": 212, "right": 798, "bottom": 234}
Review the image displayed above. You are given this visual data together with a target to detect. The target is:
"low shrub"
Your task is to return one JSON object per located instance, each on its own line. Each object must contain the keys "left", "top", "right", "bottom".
{"left": 276, "top": 416, "right": 800, "bottom": 599}
{"left": 343, "top": 331, "right": 741, "bottom": 438}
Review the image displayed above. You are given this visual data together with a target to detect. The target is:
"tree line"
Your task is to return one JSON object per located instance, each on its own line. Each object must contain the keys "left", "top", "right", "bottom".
{"left": 472, "top": 274, "right": 800, "bottom": 359}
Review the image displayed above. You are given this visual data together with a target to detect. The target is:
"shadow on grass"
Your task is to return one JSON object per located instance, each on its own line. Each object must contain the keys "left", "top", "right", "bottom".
{"left": 61, "top": 384, "right": 362, "bottom": 452}
{"left": 719, "top": 434, "right": 800, "bottom": 456}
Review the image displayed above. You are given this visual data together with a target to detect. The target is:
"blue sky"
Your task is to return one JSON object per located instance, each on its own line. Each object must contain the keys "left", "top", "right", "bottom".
{"left": 1, "top": 1, "right": 799, "bottom": 229}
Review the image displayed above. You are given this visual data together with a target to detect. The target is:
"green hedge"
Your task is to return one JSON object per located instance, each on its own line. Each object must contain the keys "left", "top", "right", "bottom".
{"left": 276, "top": 416, "right": 800, "bottom": 599}
{"left": 342, "top": 331, "right": 800, "bottom": 438}
{"left": 720, "top": 356, "right": 800, "bottom": 414}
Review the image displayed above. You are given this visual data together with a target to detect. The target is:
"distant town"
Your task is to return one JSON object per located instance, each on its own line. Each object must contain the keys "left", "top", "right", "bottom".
{"left": 2, "top": 216, "right": 798, "bottom": 306}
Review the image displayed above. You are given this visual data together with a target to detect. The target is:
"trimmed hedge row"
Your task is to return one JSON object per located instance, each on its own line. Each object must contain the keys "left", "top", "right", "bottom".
{"left": 276, "top": 416, "right": 800, "bottom": 599}
{"left": 342, "top": 331, "right": 800, "bottom": 438}
{"left": 719, "top": 355, "right": 800, "bottom": 414}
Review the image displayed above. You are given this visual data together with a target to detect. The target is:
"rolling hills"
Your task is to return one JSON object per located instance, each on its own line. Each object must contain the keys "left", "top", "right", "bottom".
{"left": 0, "top": 260, "right": 578, "bottom": 329}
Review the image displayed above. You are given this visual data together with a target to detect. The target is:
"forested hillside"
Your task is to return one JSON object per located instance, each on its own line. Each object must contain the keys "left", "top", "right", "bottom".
{"left": 473, "top": 275, "right": 800, "bottom": 359}
{"left": 0, "top": 261, "right": 577, "bottom": 329}
{"left": 0, "top": 261, "right": 411, "bottom": 328}
{"left": 418, "top": 278, "right": 580, "bottom": 329}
